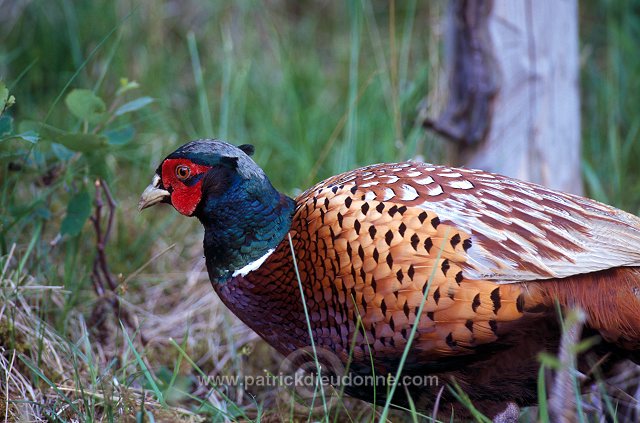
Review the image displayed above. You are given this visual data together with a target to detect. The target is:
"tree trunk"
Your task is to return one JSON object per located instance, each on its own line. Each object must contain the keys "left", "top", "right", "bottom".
{"left": 424, "top": 0, "right": 582, "bottom": 195}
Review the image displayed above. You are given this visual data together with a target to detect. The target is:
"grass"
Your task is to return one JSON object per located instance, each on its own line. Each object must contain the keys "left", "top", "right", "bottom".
{"left": 0, "top": 0, "right": 639, "bottom": 421}
{"left": 581, "top": 0, "right": 640, "bottom": 211}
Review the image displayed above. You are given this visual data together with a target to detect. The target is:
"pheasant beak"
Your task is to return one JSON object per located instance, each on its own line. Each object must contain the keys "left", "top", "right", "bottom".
{"left": 138, "top": 174, "right": 170, "bottom": 211}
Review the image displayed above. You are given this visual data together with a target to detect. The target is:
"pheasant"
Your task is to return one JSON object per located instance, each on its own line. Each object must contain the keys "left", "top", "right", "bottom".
{"left": 139, "top": 139, "right": 640, "bottom": 420}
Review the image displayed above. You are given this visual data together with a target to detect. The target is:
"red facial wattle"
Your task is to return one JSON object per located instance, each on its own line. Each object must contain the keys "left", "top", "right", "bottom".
{"left": 161, "top": 158, "right": 211, "bottom": 216}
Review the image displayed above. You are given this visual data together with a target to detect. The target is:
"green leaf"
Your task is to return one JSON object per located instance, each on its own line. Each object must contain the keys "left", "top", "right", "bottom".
{"left": 14, "top": 131, "right": 40, "bottom": 144}
{"left": 0, "top": 81, "right": 15, "bottom": 115}
{"left": 51, "top": 142, "right": 74, "bottom": 161}
{"left": 15, "top": 121, "right": 61, "bottom": 145}
{"left": 18, "top": 120, "right": 44, "bottom": 134}
{"left": 0, "top": 115, "right": 12, "bottom": 137}
{"left": 55, "top": 133, "right": 108, "bottom": 153}
{"left": 0, "top": 82, "right": 8, "bottom": 110}
{"left": 114, "top": 97, "right": 154, "bottom": 116}
{"left": 86, "top": 151, "right": 111, "bottom": 179}
{"left": 65, "top": 89, "right": 106, "bottom": 123}
{"left": 61, "top": 189, "right": 92, "bottom": 236}
{"left": 105, "top": 126, "right": 134, "bottom": 145}
{"left": 0, "top": 116, "right": 39, "bottom": 144}
{"left": 116, "top": 78, "right": 140, "bottom": 96}
{"left": 537, "top": 352, "right": 562, "bottom": 369}
{"left": 573, "top": 336, "right": 600, "bottom": 354}
{"left": 1, "top": 131, "right": 40, "bottom": 144}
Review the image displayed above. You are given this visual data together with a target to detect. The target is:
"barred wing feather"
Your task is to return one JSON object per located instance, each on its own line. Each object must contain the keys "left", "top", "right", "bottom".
{"left": 298, "top": 161, "right": 640, "bottom": 284}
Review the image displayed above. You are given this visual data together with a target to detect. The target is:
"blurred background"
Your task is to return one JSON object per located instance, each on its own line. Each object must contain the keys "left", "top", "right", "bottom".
{"left": 0, "top": 0, "right": 639, "bottom": 421}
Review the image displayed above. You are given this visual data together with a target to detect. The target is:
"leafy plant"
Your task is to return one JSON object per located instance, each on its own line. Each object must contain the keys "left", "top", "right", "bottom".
{"left": 0, "top": 82, "right": 36, "bottom": 145}
{"left": 1, "top": 79, "right": 153, "bottom": 240}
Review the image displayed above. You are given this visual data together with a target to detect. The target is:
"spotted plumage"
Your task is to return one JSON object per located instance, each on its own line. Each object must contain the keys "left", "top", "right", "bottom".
{"left": 140, "top": 140, "right": 640, "bottom": 420}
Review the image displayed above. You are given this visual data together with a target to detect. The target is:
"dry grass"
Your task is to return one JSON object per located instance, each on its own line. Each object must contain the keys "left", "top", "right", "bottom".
{"left": 0, "top": 235, "right": 383, "bottom": 422}
{"left": 0, "top": 240, "right": 247, "bottom": 421}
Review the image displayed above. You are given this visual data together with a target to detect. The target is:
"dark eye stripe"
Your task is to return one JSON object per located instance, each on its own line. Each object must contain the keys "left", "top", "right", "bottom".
{"left": 183, "top": 172, "right": 205, "bottom": 187}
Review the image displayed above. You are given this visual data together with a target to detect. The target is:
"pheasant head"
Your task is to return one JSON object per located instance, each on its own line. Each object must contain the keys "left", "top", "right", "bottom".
{"left": 139, "top": 139, "right": 295, "bottom": 283}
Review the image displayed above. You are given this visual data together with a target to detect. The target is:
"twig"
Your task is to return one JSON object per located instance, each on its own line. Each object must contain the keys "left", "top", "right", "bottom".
{"left": 90, "top": 179, "right": 147, "bottom": 345}
{"left": 92, "top": 180, "right": 117, "bottom": 291}
{"left": 91, "top": 259, "right": 105, "bottom": 297}
{"left": 101, "top": 180, "right": 116, "bottom": 245}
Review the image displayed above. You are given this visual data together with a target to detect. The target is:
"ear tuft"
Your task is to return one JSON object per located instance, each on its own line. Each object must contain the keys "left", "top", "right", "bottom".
{"left": 238, "top": 144, "right": 255, "bottom": 156}
{"left": 219, "top": 156, "right": 239, "bottom": 168}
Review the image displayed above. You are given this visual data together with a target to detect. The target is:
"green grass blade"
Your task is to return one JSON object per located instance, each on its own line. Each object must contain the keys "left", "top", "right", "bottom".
{"left": 187, "top": 31, "right": 214, "bottom": 138}
{"left": 287, "top": 233, "right": 329, "bottom": 420}
{"left": 166, "top": 326, "right": 190, "bottom": 396}
{"left": 17, "top": 220, "right": 41, "bottom": 275}
{"left": 348, "top": 297, "right": 377, "bottom": 422}
{"left": 8, "top": 58, "right": 39, "bottom": 91}
{"left": 403, "top": 385, "right": 420, "bottom": 423}
{"left": 537, "top": 365, "right": 549, "bottom": 422}
{"left": 120, "top": 321, "right": 166, "bottom": 406}
{"left": 340, "top": 0, "right": 362, "bottom": 171}
{"left": 18, "top": 353, "right": 83, "bottom": 417}
{"left": 447, "top": 381, "right": 491, "bottom": 423}
{"left": 168, "top": 338, "right": 249, "bottom": 421}
{"left": 42, "top": 7, "right": 136, "bottom": 125}
{"left": 219, "top": 24, "right": 233, "bottom": 140}
{"left": 378, "top": 230, "right": 450, "bottom": 422}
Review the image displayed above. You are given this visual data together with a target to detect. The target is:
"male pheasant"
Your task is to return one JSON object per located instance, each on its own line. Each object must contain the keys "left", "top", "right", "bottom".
{"left": 139, "top": 139, "right": 640, "bottom": 420}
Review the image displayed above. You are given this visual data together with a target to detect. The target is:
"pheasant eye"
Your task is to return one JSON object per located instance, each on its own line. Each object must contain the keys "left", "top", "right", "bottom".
{"left": 175, "top": 165, "right": 191, "bottom": 180}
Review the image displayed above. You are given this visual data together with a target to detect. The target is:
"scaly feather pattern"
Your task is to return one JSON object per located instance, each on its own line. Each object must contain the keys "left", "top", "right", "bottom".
{"left": 310, "top": 162, "right": 640, "bottom": 282}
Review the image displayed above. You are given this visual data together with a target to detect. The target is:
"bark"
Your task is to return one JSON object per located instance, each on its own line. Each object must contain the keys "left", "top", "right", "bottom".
{"left": 425, "top": 0, "right": 582, "bottom": 195}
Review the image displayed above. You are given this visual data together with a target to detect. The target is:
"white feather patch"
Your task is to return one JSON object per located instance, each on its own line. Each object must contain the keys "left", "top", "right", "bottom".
{"left": 360, "top": 181, "right": 380, "bottom": 188}
{"left": 364, "top": 191, "right": 377, "bottom": 201}
{"left": 383, "top": 188, "right": 396, "bottom": 201}
{"left": 427, "top": 185, "right": 444, "bottom": 196}
{"left": 449, "top": 179, "right": 474, "bottom": 190}
{"left": 232, "top": 248, "right": 275, "bottom": 277}
{"left": 400, "top": 184, "right": 419, "bottom": 201}
{"left": 415, "top": 176, "right": 435, "bottom": 185}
